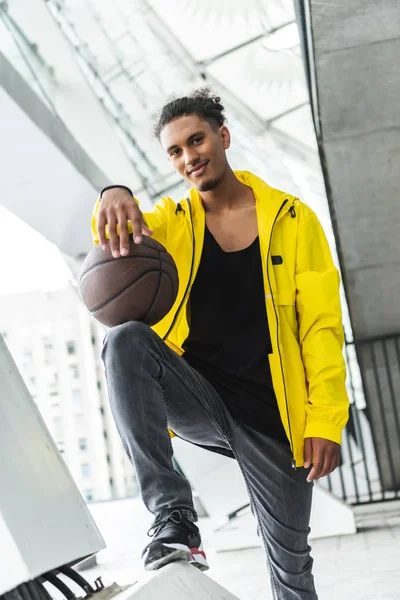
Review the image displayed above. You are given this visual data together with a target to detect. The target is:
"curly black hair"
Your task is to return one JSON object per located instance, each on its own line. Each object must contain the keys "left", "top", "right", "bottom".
{"left": 154, "top": 87, "right": 226, "bottom": 139}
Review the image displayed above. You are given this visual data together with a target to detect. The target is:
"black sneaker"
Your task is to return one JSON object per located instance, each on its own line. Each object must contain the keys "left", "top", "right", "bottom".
{"left": 141, "top": 510, "right": 209, "bottom": 572}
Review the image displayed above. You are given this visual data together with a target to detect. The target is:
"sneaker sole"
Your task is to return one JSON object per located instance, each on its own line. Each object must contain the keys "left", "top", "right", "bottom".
{"left": 144, "top": 543, "right": 209, "bottom": 572}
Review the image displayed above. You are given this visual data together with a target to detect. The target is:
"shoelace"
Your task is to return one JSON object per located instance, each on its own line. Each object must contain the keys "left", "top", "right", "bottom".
{"left": 147, "top": 509, "right": 183, "bottom": 538}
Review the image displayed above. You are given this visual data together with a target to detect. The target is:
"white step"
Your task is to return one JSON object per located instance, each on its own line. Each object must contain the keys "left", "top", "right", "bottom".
{"left": 117, "top": 562, "right": 240, "bottom": 600}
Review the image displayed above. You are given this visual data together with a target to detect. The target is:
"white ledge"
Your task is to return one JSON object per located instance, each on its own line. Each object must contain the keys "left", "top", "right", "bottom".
{"left": 117, "top": 561, "right": 240, "bottom": 600}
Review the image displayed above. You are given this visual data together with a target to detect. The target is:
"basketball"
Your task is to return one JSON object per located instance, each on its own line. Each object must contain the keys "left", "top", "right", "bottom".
{"left": 79, "top": 236, "right": 179, "bottom": 328}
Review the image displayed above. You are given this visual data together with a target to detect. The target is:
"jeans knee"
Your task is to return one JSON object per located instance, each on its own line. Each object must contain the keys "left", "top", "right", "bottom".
{"left": 102, "top": 321, "right": 155, "bottom": 359}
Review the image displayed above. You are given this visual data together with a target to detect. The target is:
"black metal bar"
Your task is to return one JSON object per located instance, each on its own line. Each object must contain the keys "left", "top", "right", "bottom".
{"left": 349, "top": 496, "right": 400, "bottom": 507}
{"left": 351, "top": 332, "right": 400, "bottom": 345}
{"left": 58, "top": 566, "right": 96, "bottom": 594}
{"left": 382, "top": 340, "right": 400, "bottom": 449}
{"left": 336, "top": 455, "right": 347, "bottom": 502}
{"left": 370, "top": 342, "right": 398, "bottom": 495}
{"left": 227, "top": 502, "right": 250, "bottom": 520}
{"left": 35, "top": 580, "right": 53, "bottom": 600}
{"left": 24, "top": 583, "right": 42, "bottom": 600}
{"left": 41, "top": 573, "right": 76, "bottom": 600}
{"left": 355, "top": 347, "right": 383, "bottom": 501}
{"left": 342, "top": 344, "right": 361, "bottom": 502}
{"left": 349, "top": 404, "right": 371, "bottom": 501}
{"left": 17, "top": 585, "right": 33, "bottom": 600}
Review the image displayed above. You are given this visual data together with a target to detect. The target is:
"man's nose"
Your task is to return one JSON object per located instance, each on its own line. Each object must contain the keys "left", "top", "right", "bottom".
{"left": 184, "top": 148, "right": 200, "bottom": 168}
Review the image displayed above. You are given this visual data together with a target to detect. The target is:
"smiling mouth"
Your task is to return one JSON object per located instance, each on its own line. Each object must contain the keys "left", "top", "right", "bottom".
{"left": 188, "top": 160, "right": 209, "bottom": 176}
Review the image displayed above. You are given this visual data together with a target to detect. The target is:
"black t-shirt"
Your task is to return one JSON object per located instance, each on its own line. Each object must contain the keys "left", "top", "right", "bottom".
{"left": 182, "top": 225, "right": 288, "bottom": 444}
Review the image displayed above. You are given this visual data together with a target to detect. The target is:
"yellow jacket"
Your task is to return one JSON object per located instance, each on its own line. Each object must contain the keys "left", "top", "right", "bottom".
{"left": 92, "top": 171, "right": 349, "bottom": 466}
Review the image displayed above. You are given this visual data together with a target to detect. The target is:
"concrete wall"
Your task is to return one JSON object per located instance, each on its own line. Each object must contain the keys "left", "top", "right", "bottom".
{"left": 309, "top": 0, "right": 400, "bottom": 489}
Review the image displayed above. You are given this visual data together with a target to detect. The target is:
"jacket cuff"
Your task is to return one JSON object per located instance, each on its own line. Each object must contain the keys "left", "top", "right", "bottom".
{"left": 304, "top": 420, "right": 343, "bottom": 445}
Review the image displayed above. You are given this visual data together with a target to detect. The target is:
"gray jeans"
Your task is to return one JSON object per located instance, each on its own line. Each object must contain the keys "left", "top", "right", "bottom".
{"left": 102, "top": 321, "right": 317, "bottom": 600}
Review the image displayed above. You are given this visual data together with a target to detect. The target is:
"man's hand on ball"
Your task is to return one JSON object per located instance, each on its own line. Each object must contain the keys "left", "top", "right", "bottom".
{"left": 97, "top": 187, "right": 152, "bottom": 258}
{"left": 303, "top": 437, "right": 341, "bottom": 482}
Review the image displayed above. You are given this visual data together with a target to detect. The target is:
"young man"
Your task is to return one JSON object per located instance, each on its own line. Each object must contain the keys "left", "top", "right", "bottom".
{"left": 92, "top": 89, "right": 349, "bottom": 599}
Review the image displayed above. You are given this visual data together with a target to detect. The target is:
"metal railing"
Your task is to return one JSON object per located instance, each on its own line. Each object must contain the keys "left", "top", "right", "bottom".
{"left": 0, "top": 3, "right": 58, "bottom": 115}
{"left": 321, "top": 334, "right": 400, "bottom": 505}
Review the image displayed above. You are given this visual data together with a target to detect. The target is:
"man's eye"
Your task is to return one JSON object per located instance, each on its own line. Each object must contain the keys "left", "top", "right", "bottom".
{"left": 171, "top": 149, "right": 180, "bottom": 157}
{"left": 193, "top": 137, "right": 202, "bottom": 145}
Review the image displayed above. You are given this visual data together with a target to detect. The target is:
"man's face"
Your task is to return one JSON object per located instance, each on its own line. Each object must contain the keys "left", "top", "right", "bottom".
{"left": 160, "top": 114, "right": 230, "bottom": 192}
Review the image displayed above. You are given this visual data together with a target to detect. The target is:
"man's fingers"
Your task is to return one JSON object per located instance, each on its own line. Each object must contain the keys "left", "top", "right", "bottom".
{"left": 326, "top": 448, "right": 341, "bottom": 477}
{"left": 319, "top": 452, "right": 333, "bottom": 479}
{"left": 117, "top": 210, "right": 130, "bottom": 256}
{"left": 131, "top": 216, "right": 144, "bottom": 244}
{"left": 127, "top": 205, "right": 151, "bottom": 244}
{"left": 303, "top": 438, "right": 312, "bottom": 469}
{"left": 97, "top": 212, "right": 107, "bottom": 248}
{"left": 307, "top": 449, "right": 325, "bottom": 482}
{"left": 141, "top": 221, "right": 153, "bottom": 236}
{"left": 307, "top": 461, "right": 323, "bottom": 482}
{"left": 305, "top": 439, "right": 341, "bottom": 482}
{"left": 98, "top": 192, "right": 151, "bottom": 255}
{"left": 107, "top": 214, "right": 120, "bottom": 258}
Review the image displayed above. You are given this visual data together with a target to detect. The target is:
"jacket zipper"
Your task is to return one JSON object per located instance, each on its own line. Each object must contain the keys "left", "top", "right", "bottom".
{"left": 266, "top": 199, "right": 296, "bottom": 469}
{"left": 163, "top": 200, "right": 195, "bottom": 341}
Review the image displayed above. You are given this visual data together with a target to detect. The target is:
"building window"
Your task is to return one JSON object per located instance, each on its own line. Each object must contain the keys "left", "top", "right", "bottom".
{"left": 103, "top": 430, "right": 108, "bottom": 440}
{"left": 81, "top": 463, "right": 90, "bottom": 478}
{"left": 97, "top": 381, "right": 101, "bottom": 390}
{"left": 71, "top": 389, "right": 81, "bottom": 405}
{"left": 74, "top": 414, "right": 85, "bottom": 430}
{"left": 106, "top": 454, "right": 111, "bottom": 464}
{"left": 69, "top": 364, "right": 79, "bottom": 379}
{"left": 100, "top": 407, "right": 105, "bottom": 415}
{"left": 52, "top": 416, "right": 63, "bottom": 439}
{"left": 79, "top": 437, "right": 88, "bottom": 451}
{"left": 84, "top": 489, "right": 93, "bottom": 502}
{"left": 50, "top": 393, "right": 60, "bottom": 407}
{"left": 49, "top": 372, "right": 59, "bottom": 390}
{"left": 66, "top": 341, "right": 76, "bottom": 355}
{"left": 109, "top": 477, "right": 114, "bottom": 486}
{"left": 91, "top": 335, "right": 96, "bottom": 346}
{"left": 44, "top": 341, "right": 54, "bottom": 365}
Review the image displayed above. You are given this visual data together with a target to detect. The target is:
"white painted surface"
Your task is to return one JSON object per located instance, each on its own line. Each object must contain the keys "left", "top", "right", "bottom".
{"left": 173, "top": 437, "right": 356, "bottom": 541}
{"left": 173, "top": 438, "right": 249, "bottom": 519}
{"left": 0, "top": 515, "right": 29, "bottom": 595}
{"left": 0, "top": 334, "right": 105, "bottom": 595}
{"left": 310, "top": 486, "right": 356, "bottom": 538}
{"left": 117, "top": 561, "right": 240, "bottom": 600}
{"left": 0, "top": 82, "right": 97, "bottom": 257}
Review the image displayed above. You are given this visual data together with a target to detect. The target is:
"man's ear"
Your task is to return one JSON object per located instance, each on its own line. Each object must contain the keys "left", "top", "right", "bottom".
{"left": 220, "top": 125, "right": 231, "bottom": 150}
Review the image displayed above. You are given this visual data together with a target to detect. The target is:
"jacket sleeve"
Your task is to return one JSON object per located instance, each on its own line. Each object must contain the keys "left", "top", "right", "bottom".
{"left": 91, "top": 195, "right": 171, "bottom": 246}
{"left": 295, "top": 205, "right": 349, "bottom": 444}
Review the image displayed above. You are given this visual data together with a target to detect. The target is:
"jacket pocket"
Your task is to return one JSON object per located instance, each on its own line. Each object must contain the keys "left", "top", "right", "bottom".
{"left": 275, "top": 288, "right": 295, "bottom": 306}
{"left": 275, "top": 288, "right": 298, "bottom": 342}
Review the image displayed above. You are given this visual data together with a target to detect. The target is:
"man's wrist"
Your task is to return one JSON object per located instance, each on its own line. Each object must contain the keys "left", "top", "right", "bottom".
{"left": 100, "top": 185, "right": 133, "bottom": 198}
